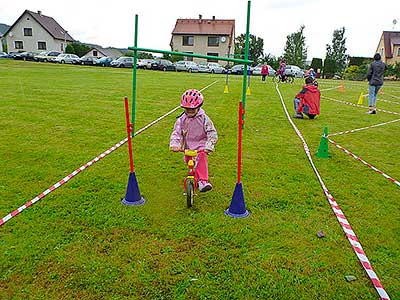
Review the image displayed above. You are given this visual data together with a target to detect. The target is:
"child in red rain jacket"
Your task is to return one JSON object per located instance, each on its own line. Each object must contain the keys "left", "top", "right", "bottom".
{"left": 293, "top": 77, "right": 321, "bottom": 119}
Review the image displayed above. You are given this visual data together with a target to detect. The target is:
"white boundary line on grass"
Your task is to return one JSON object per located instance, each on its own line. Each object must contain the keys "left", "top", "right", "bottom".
{"left": 328, "top": 118, "right": 400, "bottom": 136}
{"left": 321, "top": 95, "right": 400, "bottom": 115}
{"left": 275, "top": 84, "right": 390, "bottom": 300}
{"left": 319, "top": 86, "right": 341, "bottom": 92}
{"left": 0, "top": 80, "right": 219, "bottom": 227}
{"left": 327, "top": 138, "right": 400, "bottom": 187}
{"left": 379, "top": 98, "right": 400, "bottom": 105}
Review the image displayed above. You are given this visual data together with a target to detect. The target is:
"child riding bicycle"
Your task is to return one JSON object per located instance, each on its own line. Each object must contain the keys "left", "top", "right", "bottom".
{"left": 170, "top": 89, "right": 218, "bottom": 192}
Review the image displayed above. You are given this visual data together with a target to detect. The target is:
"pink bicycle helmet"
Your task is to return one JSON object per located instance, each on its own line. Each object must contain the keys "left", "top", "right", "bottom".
{"left": 180, "top": 89, "right": 204, "bottom": 109}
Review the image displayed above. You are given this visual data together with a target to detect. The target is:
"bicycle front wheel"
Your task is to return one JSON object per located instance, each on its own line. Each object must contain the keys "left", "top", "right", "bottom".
{"left": 272, "top": 75, "right": 281, "bottom": 84}
{"left": 186, "top": 181, "right": 194, "bottom": 208}
{"left": 287, "top": 76, "right": 294, "bottom": 84}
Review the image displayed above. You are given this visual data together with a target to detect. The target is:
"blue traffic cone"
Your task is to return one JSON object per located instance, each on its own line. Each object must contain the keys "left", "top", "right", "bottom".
{"left": 121, "top": 172, "right": 145, "bottom": 206}
{"left": 224, "top": 182, "right": 249, "bottom": 218}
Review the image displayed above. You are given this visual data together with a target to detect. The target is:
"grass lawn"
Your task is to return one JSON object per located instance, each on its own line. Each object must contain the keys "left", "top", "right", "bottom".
{"left": 0, "top": 59, "right": 399, "bottom": 300}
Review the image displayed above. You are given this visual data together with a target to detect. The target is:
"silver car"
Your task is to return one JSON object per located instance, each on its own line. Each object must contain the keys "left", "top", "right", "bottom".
{"left": 284, "top": 65, "right": 304, "bottom": 78}
{"left": 252, "top": 64, "right": 276, "bottom": 76}
{"left": 53, "top": 53, "right": 80, "bottom": 64}
{"left": 175, "top": 61, "right": 199, "bottom": 73}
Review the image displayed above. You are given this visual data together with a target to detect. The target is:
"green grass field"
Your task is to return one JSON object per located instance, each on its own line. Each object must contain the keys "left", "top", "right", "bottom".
{"left": 0, "top": 60, "right": 399, "bottom": 300}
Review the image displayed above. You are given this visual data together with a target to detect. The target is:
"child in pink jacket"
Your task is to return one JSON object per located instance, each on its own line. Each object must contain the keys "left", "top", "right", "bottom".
{"left": 170, "top": 89, "right": 218, "bottom": 192}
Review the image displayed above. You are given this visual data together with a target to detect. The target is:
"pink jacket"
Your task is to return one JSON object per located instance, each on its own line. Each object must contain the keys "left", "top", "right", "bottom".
{"left": 170, "top": 108, "right": 218, "bottom": 152}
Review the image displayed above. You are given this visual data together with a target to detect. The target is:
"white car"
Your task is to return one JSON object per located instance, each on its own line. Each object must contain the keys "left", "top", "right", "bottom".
{"left": 252, "top": 64, "right": 276, "bottom": 76}
{"left": 207, "top": 62, "right": 225, "bottom": 74}
{"left": 53, "top": 53, "right": 80, "bottom": 64}
{"left": 175, "top": 61, "right": 199, "bottom": 73}
{"left": 284, "top": 65, "right": 304, "bottom": 78}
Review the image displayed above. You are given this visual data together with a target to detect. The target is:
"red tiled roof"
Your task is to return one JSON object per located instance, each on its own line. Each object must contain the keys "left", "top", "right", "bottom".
{"left": 172, "top": 18, "right": 235, "bottom": 35}
{"left": 382, "top": 31, "right": 400, "bottom": 58}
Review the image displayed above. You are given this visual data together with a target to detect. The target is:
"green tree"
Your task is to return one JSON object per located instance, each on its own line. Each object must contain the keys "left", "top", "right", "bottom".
{"left": 310, "top": 58, "right": 323, "bottom": 74}
{"left": 65, "top": 44, "right": 74, "bottom": 54}
{"left": 326, "top": 27, "right": 348, "bottom": 74}
{"left": 283, "top": 25, "right": 307, "bottom": 67}
{"left": 261, "top": 53, "right": 279, "bottom": 70}
{"left": 234, "top": 34, "right": 264, "bottom": 66}
{"left": 68, "top": 42, "right": 91, "bottom": 57}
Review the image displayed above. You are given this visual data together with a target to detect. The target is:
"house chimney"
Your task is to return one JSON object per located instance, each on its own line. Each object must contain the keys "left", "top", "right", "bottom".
{"left": 212, "top": 16, "right": 215, "bottom": 20}
{"left": 198, "top": 14, "right": 202, "bottom": 23}
{"left": 37, "top": 10, "right": 42, "bottom": 16}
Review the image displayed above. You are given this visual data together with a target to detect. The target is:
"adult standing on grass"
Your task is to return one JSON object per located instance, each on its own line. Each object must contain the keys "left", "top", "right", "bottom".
{"left": 261, "top": 64, "right": 269, "bottom": 82}
{"left": 366, "top": 53, "right": 386, "bottom": 114}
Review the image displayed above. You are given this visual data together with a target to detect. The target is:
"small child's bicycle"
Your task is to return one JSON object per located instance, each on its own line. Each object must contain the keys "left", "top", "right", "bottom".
{"left": 179, "top": 149, "right": 204, "bottom": 208}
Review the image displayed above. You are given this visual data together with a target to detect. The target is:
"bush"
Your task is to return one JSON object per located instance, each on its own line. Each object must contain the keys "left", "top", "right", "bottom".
{"left": 343, "top": 64, "right": 368, "bottom": 81}
{"left": 348, "top": 56, "right": 372, "bottom": 66}
{"left": 323, "top": 58, "right": 335, "bottom": 78}
{"left": 385, "top": 63, "right": 400, "bottom": 80}
{"left": 310, "top": 58, "right": 323, "bottom": 74}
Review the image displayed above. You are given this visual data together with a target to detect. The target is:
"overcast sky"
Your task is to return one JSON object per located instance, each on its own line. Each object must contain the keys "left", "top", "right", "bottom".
{"left": 1, "top": 0, "right": 399, "bottom": 60}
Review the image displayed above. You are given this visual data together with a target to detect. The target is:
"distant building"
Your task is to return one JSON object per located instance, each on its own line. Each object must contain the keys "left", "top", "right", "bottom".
{"left": 83, "top": 46, "right": 123, "bottom": 59}
{"left": 0, "top": 23, "right": 11, "bottom": 52}
{"left": 375, "top": 31, "right": 400, "bottom": 65}
{"left": 170, "top": 15, "right": 235, "bottom": 65}
{"left": 4, "top": 10, "right": 74, "bottom": 53}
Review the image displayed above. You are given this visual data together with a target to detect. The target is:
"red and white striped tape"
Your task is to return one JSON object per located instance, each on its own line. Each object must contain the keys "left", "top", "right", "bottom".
{"left": 319, "top": 86, "right": 341, "bottom": 92}
{"left": 322, "top": 95, "right": 400, "bottom": 116}
{"left": 328, "top": 118, "right": 400, "bottom": 137}
{"left": 379, "top": 98, "right": 400, "bottom": 105}
{"left": 328, "top": 138, "right": 400, "bottom": 187}
{"left": 0, "top": 80, "right": 220, "bottom": 227}
{"left": 275, "top": 85, "right": 390, "bottom": 300}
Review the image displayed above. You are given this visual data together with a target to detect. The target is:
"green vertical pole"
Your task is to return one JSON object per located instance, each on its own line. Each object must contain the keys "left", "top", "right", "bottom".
{"left": 241, "top": 0, "right": 251, "bottom": 111}
{"left": 131, "top": 14, "right": 139, "bottom": 134}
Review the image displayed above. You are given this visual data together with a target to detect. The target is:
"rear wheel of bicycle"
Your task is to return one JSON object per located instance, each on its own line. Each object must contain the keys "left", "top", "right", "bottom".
{"left": 272, "top": 75, "right": 281, "bottom": 83}
{"left": 186, "top": 181, "right": 194, "bottom": 208}
{"left": 287, "top": 76, "right": 294, "bottom": 84}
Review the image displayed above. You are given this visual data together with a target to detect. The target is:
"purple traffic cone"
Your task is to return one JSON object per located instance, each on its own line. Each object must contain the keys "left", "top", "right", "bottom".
{"left": 121, "top": 172, "right": 145, "bottom": 206}
{"left": 224, "top": 182, "right": 249, "bottom": 218}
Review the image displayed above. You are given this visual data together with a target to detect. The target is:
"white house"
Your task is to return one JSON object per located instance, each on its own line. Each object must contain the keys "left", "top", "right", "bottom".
{"left": 82, "top": 46, "right": 123, "bottom": 59}
{"left": 170, "top": 15, "right": 235, "bottom": 65}
{"left": 4, "top": 10, "right": 74, "bottom": 53}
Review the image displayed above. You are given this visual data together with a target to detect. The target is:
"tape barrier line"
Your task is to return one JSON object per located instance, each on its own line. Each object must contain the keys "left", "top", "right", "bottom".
{"left": 0, "top": 81, "right": 219, "bottom": 227}
{"left": 319, "top": 86, "right": 341, "bottom": 92}
{"left": 327, "top": 138, "right": 400, "bottom": 188}
{"left": 379, "top": 98, "right": 400, "bottom": 105}
{"left": 275, "top": 84, "right": 390, "bottom": 300}
{"left": 384, "top": 92, "right": 400, "bottom": 100}
{"left": 322, "top": 95, "right": 400, "bottom": 116}
{"left": 328, "top": 118, "right": 400, "bottom": 137}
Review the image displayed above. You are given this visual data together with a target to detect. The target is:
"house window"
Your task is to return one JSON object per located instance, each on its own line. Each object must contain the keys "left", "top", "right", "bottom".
{"left": 38, "top": 42, "right": 46, "bottom": 50}
{"left": 397, "top": 48, "right": 400, "bottom": 56}
{"left": 207, "top": 52, "right": 218, "bottom": 62}
{"left": 183, "top": 52, "right": 193, "bottom": 61}
{"left": 208, "top": 36, "right": 219, "bottom": 47}
{"left": 182, "top": 36, "right": 194, "bottom": 46}
{"left": 24, "top": 28, "right": 32, "bottom": 36}
{"left": 93, "top": 50, "right": 98, "bottom": 56}
{"left": 380, "top": 48, "right": 384, "bottom": 56}
{"left": 15, "top": 41, "right": 24, "bottom": 49}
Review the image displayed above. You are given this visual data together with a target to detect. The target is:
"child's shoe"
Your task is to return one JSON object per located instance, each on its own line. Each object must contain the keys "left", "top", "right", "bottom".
{"left": 366, "top": 110, "right": 376, "bottom": 114}
{"left": 198, "top": 180, "right": 212, "bottom": 192}
{"left": 293, "top": 113, "right": 303, "bottom": 119}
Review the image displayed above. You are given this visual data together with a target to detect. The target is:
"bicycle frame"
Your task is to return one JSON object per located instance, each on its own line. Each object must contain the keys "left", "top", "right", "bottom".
{"left": 182, "top": 149, "right": 200, "bottom": 191}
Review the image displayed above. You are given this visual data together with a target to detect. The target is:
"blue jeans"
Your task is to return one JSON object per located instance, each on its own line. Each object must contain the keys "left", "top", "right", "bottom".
{"left": 294, "top": 98, "right": 315, "bottom": 119}
{"left": 368, "top": 84, "right": 382, "bottom": 107}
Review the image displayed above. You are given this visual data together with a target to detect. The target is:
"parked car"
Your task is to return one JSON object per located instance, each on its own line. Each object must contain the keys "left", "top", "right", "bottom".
{"left": 284, "top": 65, "right": 304, "bottom": 78}
{"left": 151, "top": 59, "right": 176, "bottom": 71}
{"left": 252, "top": 64, "right": 276, "bottom": 76}
{"left": 175, "top": 61, "right": 199, "bottom": 73}
{"left": 34, "top": 51, "right": 61, "bottom": 62}
{"left": 198, "top": 62, "right": 210, "bottom": 73}
{"left": 110, "top": 56, "right": 134, "bottom": 68}
{"left": 8, "top": 52, "right": 21, "bottom": 59}
{"left": 14, "top": 51, "right": 37, "bottom": 61}
{"left": 96, "top": 57, "right": 114, "bottom": 67}
{"left": 53, "top": 53, "right": 80, "bottom": 64}
{"left": 0, "top": 51, "right": 9, "bottom": 58}
{"left": 137, "top": 59, "right": 155, "bottom": 69}
{"left": 207, "top": 62, "right": 226, "bottom": 74}
{"left": 79, "top": 56, "right": 98, "bottom": 66}
{"left": 230, "top": 64, "right": 252, "bottom": 75}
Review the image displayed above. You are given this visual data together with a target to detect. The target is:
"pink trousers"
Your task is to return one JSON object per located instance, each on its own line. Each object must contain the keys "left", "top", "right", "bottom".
{"left": 184, "top": 151, "right": 208, "bottom": 182}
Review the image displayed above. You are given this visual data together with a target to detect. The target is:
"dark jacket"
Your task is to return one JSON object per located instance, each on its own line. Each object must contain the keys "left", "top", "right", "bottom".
{"left": 367, "top": 60, "right": 386, "bottom": 86}
{"left": 296, "top": 85, "right": 321, "bottom": 115}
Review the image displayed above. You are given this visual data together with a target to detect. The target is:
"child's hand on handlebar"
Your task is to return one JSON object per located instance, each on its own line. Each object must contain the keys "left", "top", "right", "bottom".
{"left": 170, "top": 146, "right": 181, "bottom": 152}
